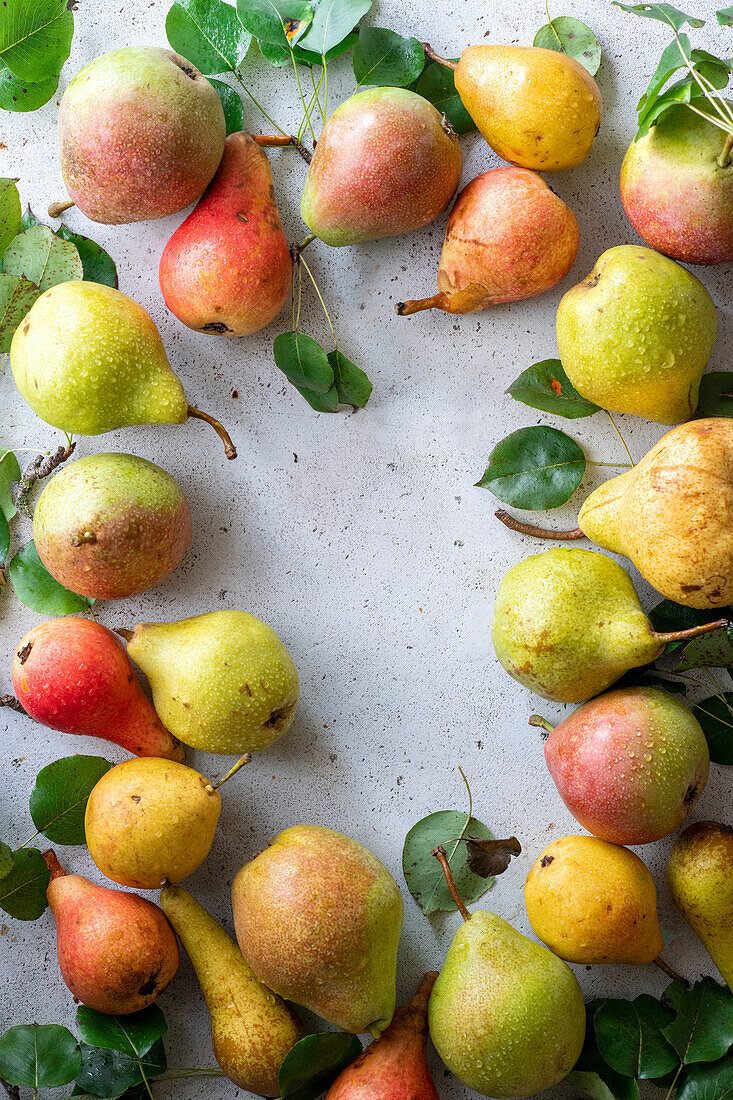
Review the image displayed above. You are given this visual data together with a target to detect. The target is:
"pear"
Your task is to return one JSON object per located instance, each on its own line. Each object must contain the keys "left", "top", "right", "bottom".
{"left": 12, "top": 618, "right": 183, "bottom": 761}
{"left": 524, "top": 835, "right": 665, "bottom": 965}
{"left": 668, "top": 821, "right": 733, "bottom": 988}
{"left": 84, "top": 758, "right": 221, "bottom": 889}
{"left": 121, "top": 611, "right": 299, "bottom": 755}
{"left": 231, "top": 824, "right": 404, "bottom": 1035}
{"left": 33, "top": 453, "right": 191, "bottom": 600}
{"left": 491, "top": 548, "right": 727, "bottom": 703}
{"left": 57, "top": 47, "right": 225, "bottom": 224}
{"left": 44, "top": 851, "right": 179, "bottom": 1014}
{"left": 160, "top": 885, "right": 303, "bottom": 1095}
{"left": 159, "top": 132, "right": 292, "bottom": 337}
{"left": 10, "top": 282, "right": 236, "bottom": 458}
{"left": 556, "top": 245, "right": 717, "bottom": 423}
{"left": 542, "top": 687, "right": 710, "bottom": 845}
{"left": 396, "top": 167, "right": 579, "bottom": 316}
{"left": 300, "top": 87, "right": 462, "bottom": 246}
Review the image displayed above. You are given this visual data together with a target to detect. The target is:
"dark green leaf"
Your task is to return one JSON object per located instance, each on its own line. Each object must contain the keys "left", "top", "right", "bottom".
{"left": 75, "top": 1039, "right": 167, "bottom": 1098}
{"left": 612, "top": 3, "right": 705, "bottom": 31}
{"left": 415, "top": 61, "right": 475, "bottom": 133}
{"left": 402, "top": 810, "right": 495, "bottom": 916}
{"left": 327, "top": 348, "right": 371, "bottom": 408}
{"left": 637, "top": 76, "right": 706, "bottom": 139}
{"left": 278, "top": 1033, "right": 362, "bottom": 1100}
{"left": 0, "top": 510, "right": 9, "bottom": 563}
{"left": 507, "top": 359, "right": 601, "bottom": 419}
{"left": 236, "top": 0, "right": 313, "bottom": 48}
{"left": 663, "top": 979, "right": 733, "bottom": 1064}
{"left": 274, "top": 331, "right": 334, "bottom": 394}
{"left": 0, "top": 841, "right": 13, "bottom": 879}
{"left": 695, "top": 373, "right": 733, "bottom": 418}
{"left": 9, "top": 541, "right": 95, "bottom": 615}
{"left": 677, "top": 1056, "right": 733, "bottom": 1100}
{"left": 0, "top": 1024, "right": 80, "bottom": 1087}
{"left": 594, "top": 996, "right": 678, "bottom": 1079}
{"left": 76, "top": 1006, "right": 167, "bottom": 1060}
{"left": 0, "top": 273, "right": 40, "bottom": 353}
{"left": 3, "top": 224, "right": 82, "bottom": 290}
{"left": 0, "top": 0, "right": 74, "bottom": 83}
{"left": 209, "top": 78, "right": 245, "bottom": 133}
{"left": 0, "top": 60, "right": 58, "bottom": 112}
{"left": 676, "top": 626, "right": 733, "bottom": 671}
{"left": 0, "top": 848, "right": 50, "bottom": 920}
{"left": 295, "top": 382, "right": 340, "bottom": 412}
{"left": 30, "top": 755, "right": 113, "bottom": 845}
{"left": 476, "top": 425, "right": 586, "bottom": 510}
{"left": 259, "top": 31, "right": 357, "bottom": 64}
{"left": 353, "top": 28, "right": 424, "bottom": 87}
{"left": 165, "top": 0, "right": 252, "bottom": 74}
{"left": 572, "top": 1002, "right": 641, "bottom": 1100}
{"left": 718, "top": 6, "right": 733, "bottom": 24}
{"left": 0, "top": 178, "right": 21, "bottom": 255}
{"left": 649, "top": 599, "right": 724, "bottom": 637}
{"left": 55, "top": 226, "right": 118, "bottom": 288}
{"left": 0, "top": 446, "right": 21, "bottom": 521}
{"left": 298, "top": 0, "right": 371, "bottom": 55}
{"left": 532, "top": 17, "right": 601, "bottom": 75}
{"left": 692, "top": 695, "right": 733, "bottom": 764}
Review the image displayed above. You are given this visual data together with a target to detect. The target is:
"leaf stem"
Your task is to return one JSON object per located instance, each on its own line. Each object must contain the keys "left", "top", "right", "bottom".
{"left": 232, "top": 72, "right": 288, "bottom": 136}
{"left": 432, "top": 846, "right": 471, "bottom": 921}
{"left": 654, "top": 955, "right": 688, "bottom": 986}
{"left": 604, "top": 410, "right": 635, "bottom": 466}
{"left": 298, "top": 254, "right": 338, "bottom": 348}
{"left": 544, "top": 0, "right": 565, "bottom": 50}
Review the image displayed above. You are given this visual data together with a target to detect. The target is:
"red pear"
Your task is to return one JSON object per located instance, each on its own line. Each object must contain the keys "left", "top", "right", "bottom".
{"left": 325, "top": 973, "right": 440, "bottom": 1100}
{"left": 12, "top": 618, "right": 184, "bottom": 761}
{"left": 44, "top": 851, "right": 179, "bottom": 1014}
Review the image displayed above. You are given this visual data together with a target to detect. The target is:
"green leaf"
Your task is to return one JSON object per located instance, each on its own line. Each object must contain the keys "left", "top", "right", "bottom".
{"left": 649, "top": 599, "right": 723, "bottom": 638}
{"left": 209, "top": 78, "right": 245, "bottom": 133}
{"left": 55, "top": 226, "right": 118, "bottom": 288}
{"left": 327, "top": 348, "right": 372, "bottom": 408}
{"left": 533, "top": 17, "right": 601, "bottom": 75}
{"left": 0, "top": 841, "right": 13, "bottom": 879}
{"left": 9, "top": 540, "right": 95, "bottom": 615}
{"left": 572, "top": 1002, "right": 641, "bottom": 1100}
{"left": 402, "top": 810, "right": 495, "bottom": 916}
{"left": 295, "top": 382, "right": 340, "bottom": 411}
{"left": 0, "top": 60, "right": 58, "bottom": 112}
{"left": 29, "top": 755, "right": 113, "bottom": 845}
{"left": 594, "top": 996, "right": 678, "bottom": 1079}
{"left": 3, "top": 224, "right": 83, "bottom": 291}
{"left": 76, "top": 1006, "right": 167, "bottom": 1060}
{"left": 0, "top": 0, "right": 74, "bottom": 83}
{"left": 236, "top": 0, "right": 313, "bottom": 48}
{"left": 0, "top": 848, "right": 51, "bottom": 920}
{"left": 507, "top": 359, "right": 601, "bottom": 419}
{"left": 695, "top": 373, "right": 733, "bottom": 418}
{"left": 278, "top": 1033, "right": 362, "bottom": 1100}
{"left": 663, "top": 979, "right": 733, "bottom": 1064}
{"left": 637, "top": 35, "right": 690, "bottom": 112}
{"left": 298, "top": 0, "right": 371, "bottom": 55}
{"left": 165, "top": 0, "right": 252, "bottom": 74}
{"left": 415, "top": 61, "right": 476, "bottom": 134}
{"left": 718, "top": 6, "right": 733, "bottom": 24}
{"left": 0, "top": 1024, "right": 80, "bottom": 1087}
{"left": 476, "top": 425, "right": 586, "bottom": 510}
{"left": 0, "top": 178, "right": 21, "bottom": 255}
{"left": 75, "top": 1039, "right": 167, "bottom": 1098}
{"left": 612, "top": 3, "right": 705, "bottom": 32}
{"left": 0, "top": 446, "right": 21, "bottom": 521}
{"left": 259, "top": 30, "right": 357, "bottom": 64}
{"left": 274, "top": 331, "right": 334, "bottom": 394}
{"left": 676, "top": 626, "right": 733, "bottom": 671}
{"left": 692, "top": 695, "right": 733, "bottom": 764}
{"left": 353, "top": 27, "right": 424, "bottom": 87}
{"left": 0, "top": 510, "right": 9, "bottom": 563}
{"left": 677, "top": 1056, "right": 733, "bottom": 1100}
{"left": 0, "top": 274, "right": 38, "bottom": 352}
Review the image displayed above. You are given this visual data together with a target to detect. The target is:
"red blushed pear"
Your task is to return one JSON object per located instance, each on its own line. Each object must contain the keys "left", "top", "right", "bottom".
{"left": 396, "top": 168, "right": 579, "bottom": 316}
{"left": 11, "top": 618, "right": 184, "bottom": 761}
{"left": 159, "top": 132, "right": 292, "bottom": 337}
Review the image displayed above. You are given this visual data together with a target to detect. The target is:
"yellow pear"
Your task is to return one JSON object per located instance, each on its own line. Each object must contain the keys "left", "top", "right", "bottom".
{"left": 668, "top": 821, "right": 733, "bottom": 988}
{"left": 525, "top": 835, "right": 664, "bottom": 965}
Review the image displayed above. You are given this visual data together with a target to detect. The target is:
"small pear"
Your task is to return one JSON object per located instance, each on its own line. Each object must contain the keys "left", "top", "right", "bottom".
{"left": 122, "top": 611, "right": 299, "bottom": 755}
{"left": 668, "top": 821, "right": 733, "bottom": 988}
{"left": 525, "top": 835, "right": 665, "bottom": 965}
{"left": 160, "top": 885, "right": 303, "bottom": 1095}
{"left": 11, "top": 282, "right": 236, "bottom": 457}
{"left": 44, "top": 851, "right": 179, "bottom": 1014}
{"left": 84, "top": 758, "right": 221, "bottom": 889}
{"left": 232, "top": 824, "right": 404, "bottom": 1035}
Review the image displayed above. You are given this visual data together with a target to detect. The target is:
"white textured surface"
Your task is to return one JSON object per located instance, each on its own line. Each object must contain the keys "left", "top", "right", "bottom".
{"left": 1, "top": 2, "right": 732, "bottom": 1098}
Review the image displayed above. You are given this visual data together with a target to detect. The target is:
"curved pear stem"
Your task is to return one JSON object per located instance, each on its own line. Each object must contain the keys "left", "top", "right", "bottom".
{"left": 495, "top": 509, "right": 584, "bottom": 541}
{"left": 0, "top": 694, "right": 25, "bottom": 713}
{"left": 208, "top": 752, "right": 252, "bottom": 791}
{"left": 529, "top": 714, "right": 555, "bottom": 736}
{"left": 42, "top": 850, "right": 66, "bottom": 880}
{"left": 718, "top": 133, "right": 733, "bottom": 168}
{"left": 656, "top": 618, "right": 729, "bottom": 645}
{"left": 115, "top": 628, "right": 134, "bottom": 642}
{"left": 433, "top": 845, "right": 471, "bottom": 921}
{"left": 421, "top": 43, "right": 457, "bottom": 70}
{"left": 48, "top": 198, "right": 75, "bottom": 218}
{"left": 396, "top": 292, "right": 452, "bottom": 316}
{"left": 415, "top": 971, "right": 439, "bottom": 1002}
{"left": 654, "top": 956, "right": 689, "bottom": 986}
{"left": 186, "top": 405, "right": 237, "bottom": 460}
{"left": 252, "top": 133, "right": 312, "bottom": 163}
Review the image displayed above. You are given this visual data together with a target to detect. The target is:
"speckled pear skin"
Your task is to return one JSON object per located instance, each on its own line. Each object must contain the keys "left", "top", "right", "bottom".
{"left": 232, "top": 824, "right": 404, "bottom": 1035}
{"left": 620, "top": 103, "right": 733, "bottom": 265}
{"left": 11, "top": 281, "right": 188, "bottom": 435}
{"left": 84, "top": 758, "right": 221, "bottom": 889}
{"left": 33, "top": 453, "right": 191, "bottom": 600}
{"left": 160, "top": 885, "right": 303, "bottom": 1096}
{"left": 668, "top": 821, "right": 733, "bottom": 988}
{"left": 300, "top": 87, "right": 462, "bottom": 246}
{"left": 125, "top": 611, "right": 299, "bottom": 755}
{"left": 556, "top": 245, "right": 717, "bottom": 424}
{"left": 492, "top": 548, "right": 663, "bottom": 704}
{"left": 428, "top": 910, "right": 586, "bottom": 1098}
{"left": 525, "top": 835, "right": 665, "bottom": 965}
{"left": 454, "top": 45, "right": 601, "bottom": 171}
{"left": 59, "top": 47, "right": 225, "bottom": 224}
{"left": 579, "top": 419, "right": 733, "bottom": 609}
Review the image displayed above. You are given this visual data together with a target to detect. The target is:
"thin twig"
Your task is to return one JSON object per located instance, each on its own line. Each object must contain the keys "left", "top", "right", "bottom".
{"left": 12, "top": 442, "right": 76, "bottom": 516}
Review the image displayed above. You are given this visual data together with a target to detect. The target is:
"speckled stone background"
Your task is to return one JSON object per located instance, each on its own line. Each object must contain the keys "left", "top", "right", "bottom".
{"left": 1, "top": 2, "right": 732, "bottom": 1097}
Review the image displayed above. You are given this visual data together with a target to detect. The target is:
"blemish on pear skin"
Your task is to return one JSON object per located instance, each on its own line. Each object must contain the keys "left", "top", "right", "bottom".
{"left": 540, "top": 855, "right": 554, "bottom": 867}
{"left": 16, "top": 642, "right": 32, "bottom": 665}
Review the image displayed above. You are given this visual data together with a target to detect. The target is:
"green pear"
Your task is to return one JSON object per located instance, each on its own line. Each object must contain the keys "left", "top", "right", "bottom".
{"left": 122, "top": 611, "right": 299, "bottom": 755}
{"left": 231, "top": 824, "right": 403, "bottom": 1035}
{"left": 491, "top": 548, "right": 727, "bottom": 703}
{"left": 556, "top": 245, "right": 717, "bottom": 423}
{"left": 667, "top": 821, "right": 733, "bottom": 988}
{"left": 160, "top": 885, "right": 303, "bottom": 1095}
{"left": 11, "top": 281, "right": 236, "bottom": 457}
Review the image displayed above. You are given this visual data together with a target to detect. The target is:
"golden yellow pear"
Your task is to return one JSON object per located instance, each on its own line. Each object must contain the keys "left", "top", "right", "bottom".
{"left": 525, "top": 835, "right": 664, "bottom": 965}
{"left": 668, "top": 821, "right": 733, "bottom": 988}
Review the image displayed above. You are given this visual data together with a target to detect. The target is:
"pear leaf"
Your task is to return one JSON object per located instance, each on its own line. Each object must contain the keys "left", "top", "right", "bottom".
{"left": 29, "top": 755, "right": 113, "bottom": 845}
{"left": 0, "top": 841, "right": 13, "bottom": 879}
{"left": 476, "top": 425, "right": 586, "bottom": 510}
{"left": 327, "top": 348, "right": 372, "bottom": 408}
{"left": 507, "top": 359, "right": 601, "bottom": 419}
{"left": 0, "top": 61, "right": 59, "bottom": 113}
{"left": 532, "top": 17, "right": 601, "bottom": 75}
{"left": 676, "top": 625, "right": 733, "bottom": 671}
{"left": 0, "top": 273, "right": 41, "bottom": 353}
{"left": 298, "top": 0, "right": 371, "bottom": 55}
{"left": 695, "top": 373, "right": 733, "bottom": 418}
{"left": 9, "top": 540, "right": 95, "bottom": 615}
{"left": 676, "top": 1056, "right": 733, "bottom": 1100}
{"left": 0, "top": 848, "right": 51, "bottom": 920}
{"left": 594, "top": 996, "right": 678, "bottom": 1079}
{"left": 0, "top": 0, "right": 75, "bottom": 83}
{"left": 295, "top": 382, "right": 340, "bottom": 412}
{"left": 353, "top": 28, "right": 424, "bottom": 88}
{"left": 691, "top": 695, "right": 733, "bottom": 764}
{"left": 718, "top": 6, "right": 733, "bottom": 24}
{"left": 20, "top": 205, "right": 40, "bottom": 230}
{"left": 55, "top": 226, "right": 118, "bottom": 289}
{"left": 278, "top": 1033, "right": 362, "bottom": 1100}
{"left": 75, "top": 1039, "right": 167, "bottom": 1098}
{"left": 2, "top": 224, "right": 83, "bottom": 291}
{"left": 259, "top": 31, "right": 357, "bottom": 64}
{"left": 572, "top": 1002, "right": 641, "bottom": 1100}
{"left": 0, "top": 510, "right": 9, "bottom": 563}
{"left": 165, "top": 0, "right": 252, "bottom": 74}
{"left": 463, "top": 835, "right": 521, "bottom": 878}
{"left": 209, "top": 78, "right": 245, "bottom": 134}
{"left": 662, "top": 979, "right": 733, "bottom": 1064}
{"left": 0, "top": 178, "right": 21, "bottom": 255}
{"left": 0, "top": 447, "right": 21, "bottom": 520}
{"left": 649, "top": 600, "right": 724, "bottom": 638}
{"left": 612, "top": 3, "right": 705, "bottom": 32}
{"left": 236, "top": 0, "right": 313, "bottom": 48}
{"left": 415, "top": 61, "right": 475, "bottom": 133}
{"left": 402, "top": 811, "right": 495, "bottom": 916}
{"left": 76, "top": 1006, "right": 167, "bottom": 1060}
{"left": 274, "top": 331, "right": 335, "bottom": 394}
{"left": 0, "top": 1023, "right": 81, "bottom": 1087}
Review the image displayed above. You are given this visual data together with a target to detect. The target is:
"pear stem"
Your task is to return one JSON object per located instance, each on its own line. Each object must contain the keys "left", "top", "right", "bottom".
{"left": 209, "top": 753, "right": 252, "bottom": 791}
{"left": 48, "top": 198, "right": 75, "bottom": 218}
{"left": 718, "top": 133, "right": 733, "bottom": 168}
{"left": 396, "top": 292, "right": 451, "bottom": 316}
{"left": 0, "top": 695, "right": 25, "bottom": 713}
{"left": 654, "top": 956, "right": 688, "bottom": 986}
{"left": 421, "top": 43, "right": 457, "bottom": 70}
{"left": 252, "top": 133, "right": 312, "bottom": 163}
{"left": 495, "top": 509, "right": 584, "bottom": 541}
{"left": 115, "top": 628, "right": 134, "bottom": 642}
{"left": 657, "top": 618, "right": 729, "bottom": 645}
{"left": 433, "top": 845, "right": 472, "bottom": 921}
{"left": 416, "top": 971, "right": 439, "bottom": 1001}
{"left": 529, "top": 714, "right": 555, "bottom": 736}
{"left": 41, "top": 850, "right": 66, "bottom": 880}
{"left": 186, "top": 406, "right": 237, "bottom": 460}
{"left": 294, "top": 232, "right": 316, "bottom": 256}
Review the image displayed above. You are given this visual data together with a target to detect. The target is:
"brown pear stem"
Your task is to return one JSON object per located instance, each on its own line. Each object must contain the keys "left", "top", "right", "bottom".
{"left": 718, "top": 133, "right": 733, "bottom": 168}
{"left": 48, "top": 198, "right": 75, "bottom": 218}
{"left": 415, "top": 971, "right": 439, "bottom": 1004}
{"left": 396, "top": 292, "right": 452, "bottom": 316}
{"left": 433, "top": 846, "right": 471, "bottom": 921}
{"left": 654, "top": 956, "right": 689, "bottom": 986}
{"left": 656, "top": 618, "right": 729, "bottom": 645}
{"left": 495, "top": 509, "right": 585, "bottom": 541}
{"left": 209, "top": 752, "right": 252, "bottom": 791}
{"left": 115, "top": 628, "right": 134, "bottom": 642}
{"left": 186, "top": 405, "right": 237, "bottom": 460}
{"left": 0, "top": 695, "right": 25, "bottom": 713}
{"left": 252, "top": 133, "right": 312, "bottom": 163}
{"left": 42, "top": 850, "right": 66, "bottom": 880}
{"left": 421, "top": 43, "right": 457, "bottom": 70}
{"left": 529, "top": 714, "right": 555, "bottom": 735}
